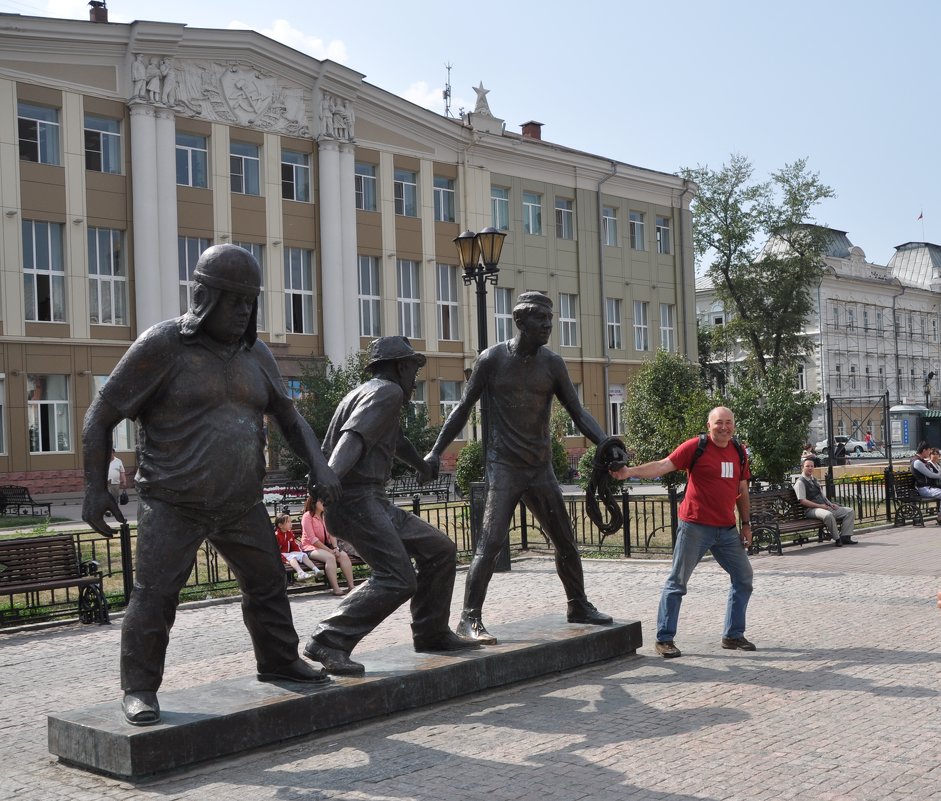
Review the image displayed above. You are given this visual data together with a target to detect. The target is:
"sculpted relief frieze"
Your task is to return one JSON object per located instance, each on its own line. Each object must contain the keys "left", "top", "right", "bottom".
{"left": 131, "top": 54, "right": 311, "bottom": 137}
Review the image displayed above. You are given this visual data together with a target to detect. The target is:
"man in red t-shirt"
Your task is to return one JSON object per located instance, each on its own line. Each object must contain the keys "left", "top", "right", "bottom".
{"left": 612, "top": 406, "right": 754, "bottom": 658}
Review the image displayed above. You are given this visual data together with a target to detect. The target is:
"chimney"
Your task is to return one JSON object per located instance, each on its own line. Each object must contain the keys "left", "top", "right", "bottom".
{"left": 521, "top": 120, "right": 543, "bottom": 140}
{"left": 89, "top": 1, "right": 108, "bottom": 22}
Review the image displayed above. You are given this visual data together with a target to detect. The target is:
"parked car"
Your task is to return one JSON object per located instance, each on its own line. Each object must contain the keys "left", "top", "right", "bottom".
{"left": 815, "top": 435, "right": 866, "bottom": 454}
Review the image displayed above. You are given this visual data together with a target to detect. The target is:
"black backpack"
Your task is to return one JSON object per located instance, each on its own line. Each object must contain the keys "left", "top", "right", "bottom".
{"left": 686, "top": 433, "right": 747, "bottom": 477}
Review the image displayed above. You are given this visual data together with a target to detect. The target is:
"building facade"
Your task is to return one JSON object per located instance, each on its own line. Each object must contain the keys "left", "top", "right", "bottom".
{"left": 0, "top": 11, "right": 696, "bottom": 492}
{"left": 697, "top": 229, "right": 941, "bottom": 443}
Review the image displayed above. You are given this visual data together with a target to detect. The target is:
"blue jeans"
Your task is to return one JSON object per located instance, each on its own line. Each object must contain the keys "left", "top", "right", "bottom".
{"left": 656, "top": 520, "right": 753, "bottom": 643}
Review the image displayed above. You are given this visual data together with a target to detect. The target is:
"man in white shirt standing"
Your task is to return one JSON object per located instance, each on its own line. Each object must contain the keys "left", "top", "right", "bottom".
{"left": 107, "top": 448, "right": 126, "bottom": 504}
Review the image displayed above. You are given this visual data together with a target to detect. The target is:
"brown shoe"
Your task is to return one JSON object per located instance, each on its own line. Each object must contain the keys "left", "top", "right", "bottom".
{"left": 655, "top": 641, "right": 682, "bottom": 658}
{"left": 303, "top": 639, "right": 365, "bottom": 675}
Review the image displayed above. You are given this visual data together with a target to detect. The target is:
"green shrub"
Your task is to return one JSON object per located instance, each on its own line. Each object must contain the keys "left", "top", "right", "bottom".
{"left": 454, "top": 439, "right": 484, "bottom": 497}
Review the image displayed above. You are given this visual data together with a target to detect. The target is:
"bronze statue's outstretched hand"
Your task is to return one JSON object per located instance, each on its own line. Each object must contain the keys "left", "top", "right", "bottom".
{"left": 415, "top": 457, "right": 435, "bottom": 485}
{"left": 423, "top": 453, "right": 440, "bottom": 482}
{"left": 81, "top": 489, "right": 125, "bottom": 538}
{"left": 308, "top": 467, "right": 342, "bottom": 505}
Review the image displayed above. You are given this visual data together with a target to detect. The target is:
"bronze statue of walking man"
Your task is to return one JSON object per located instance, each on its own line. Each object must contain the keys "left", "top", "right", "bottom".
{"left": 426, "top": 292, "right": 615, "bottom": 643}
{"left": 82, "top": 244, "right": 340, "bottom": 725}
{"left": 304, "top": 336, "right": 478, "bottom": 675}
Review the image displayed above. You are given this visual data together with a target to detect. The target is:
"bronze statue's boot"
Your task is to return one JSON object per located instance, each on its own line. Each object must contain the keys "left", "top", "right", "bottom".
{"left": 122, "top": 690, "right": 160, "bottom": 726}
{"left": 566, "top": 598, "right": 613, "bottom": 625}
{"left": 257, "top": 658, "right": 332, "bottom": 684}
{"left": 303, "top": 637, "right": 366, "bottom": 675}
{"left": 414, "top": 629, "right": 483, "bottom": 653}
{"left": 456, "top": 610, "right": 498, "bottom": 645}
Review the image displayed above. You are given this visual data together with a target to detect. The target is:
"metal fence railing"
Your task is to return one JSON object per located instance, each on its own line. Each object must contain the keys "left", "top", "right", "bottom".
{"left": 0, "top": 471, "right": 900, "bottom": 627}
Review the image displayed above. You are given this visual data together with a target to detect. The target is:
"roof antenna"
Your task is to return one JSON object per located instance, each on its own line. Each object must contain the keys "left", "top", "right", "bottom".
{"left": 443, "top": 62, "right": 453, "bottom": 117}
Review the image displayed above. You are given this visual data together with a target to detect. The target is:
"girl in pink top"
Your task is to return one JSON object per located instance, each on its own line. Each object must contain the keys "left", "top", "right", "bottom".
{"left": 301, "top": 496, "right": 355, "bottom": 596}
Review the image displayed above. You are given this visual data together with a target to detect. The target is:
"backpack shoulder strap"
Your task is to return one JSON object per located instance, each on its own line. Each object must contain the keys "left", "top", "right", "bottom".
{"left": 686, "top": 433, "right": 708, "bottom": 474}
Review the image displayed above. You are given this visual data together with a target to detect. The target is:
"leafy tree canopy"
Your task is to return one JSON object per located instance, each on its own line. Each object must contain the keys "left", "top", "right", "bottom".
{"left": 622, "top": 350, "right": 715, "bottom": 488}
{"left": 681, "top": 155, "right": 835, "bottom": 377}
{"left": 725, "top": 365, "right": 817, "bottom": 485}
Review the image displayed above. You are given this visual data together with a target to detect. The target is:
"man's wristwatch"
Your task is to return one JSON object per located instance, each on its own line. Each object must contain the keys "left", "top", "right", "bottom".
{"left": 740, "top": 519, "right": 750, "bottom": 526}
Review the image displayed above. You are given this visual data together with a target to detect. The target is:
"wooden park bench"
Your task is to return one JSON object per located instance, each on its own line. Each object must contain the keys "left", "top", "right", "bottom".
{"left": 0, "top": 485, "right": 51, "bottom": 517}
{"left": 748, "top": 487, "right": 828, "bottom": 555}
{"left": 282, "top": 520, "right": 367, "bottom": 587}
{"left": 888, "top": 471, "right": 940, "bottom": 527}
{"left": 0, "top": 534, "right": 109, "bottom": 624}
{"left": 387, "top": 473, "right": 452, "bottom": 502}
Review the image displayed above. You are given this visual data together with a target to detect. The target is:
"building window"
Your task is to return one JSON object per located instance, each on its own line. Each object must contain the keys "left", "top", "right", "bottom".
{"left": 876, "top": 311, "right": 883, "bottom": 330}
{"left": 439, "top": 380, "right": 464, "bottom": 439}
{"left": 176, "top": 132, "right": 208, "bottom": 187}
{"left": 555, "top": 198, "right": 574, "bottom": 240}
{"left": 602, "top": 207, "right": 618, "bottom": 246}
{"left": 850, "top": 365, "right": 857, "bottom": 390}
{"left": 934, "top": 319, "right": 938, "bottom": 342}
{"left": 284, "top": 248, "right": 314, "bottom": 333}
{"left": 833, "top": 307, "right": 841, "bottom": 329}
{"left": 491, "top": 186, "right": 510, "bottom": 231}
{"left": 84, "top": 115, "right": 120, "bottom": 173}
{"left": 433, "top": 176, "right": 455, "bottom": 223}
{"left": 655, "top": 215, "right": 672, "bottom": 254}
{"left": 847, "top": 308, "right": 855, "bottom": 331}
{"left": 234, "top": 242, "right": 266, "bottom": 330}
{"left": 358, "top": 255, "right": 381, "bottom": 337}
{"left": 354, "top": 163, "right": 377, "bottom": 211}
{"left": 88, "top": 227, "right": 126, "bottom": 325}
{"left": 835, "top": 364, "right": 842, "bottom": 390}
{"left": 660, "top": 303, "right": 676, "bottom": 352}
{"left": 629, "top": 211, "right": 645, "bottom": 250}
{"left": 281, "top": 150, "right": 311, "bottom": 201}
{"left": 606, "top": 297, "right": 622, "bottom": 349}
{"left": 393, "top": 169, "right": 418, "bottom": 217}
{"left": 412, "top": 381, "right": 426, "bottom": 416}
{"left": 27, "top": 374, "right": 70, "bottom": 453}
{"left": 23, "top": 220, "right": 65, "bottom": 322}
{"left": 495, "top": 286, "right": 514, "bottom": 343}
{"left": 436, "top": 264, "right": 460, "bottom": 341}
{"left": 396, "top": 259, "right": 421, "bottom": 338}
{"left": 559, "top": 293, "right": 578, "bottom": 347}
{"left": 178, "top": 236, "right": 210, "bottom": 313}
{"left": 230, "top": 141, "right": 260, "bottom": 195}
{"left": 633, "top": 300, "right": 649, "bottom": 351}
{"left": 796, "top": 363, "right": 806, "bottom": 391}
{"left": 609, "top": 384, "right": 625, "bottom": 436}
{"left": 863, "top": 309, "right": 870, "bottom": 330}
{"left": 523, "top": 191, "right": 542, "bottom": 235}
{"left": 18, "top": 102, "right": 60, "bottom": 165}
{"left": 93, "top": 375, "right": 136, "bottom": 450}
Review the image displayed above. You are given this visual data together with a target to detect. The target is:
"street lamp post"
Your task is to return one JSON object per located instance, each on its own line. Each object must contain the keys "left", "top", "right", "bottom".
{"left": 453, "top": 226, "right": 507, "bottom": 571}
{"left": 453, "top": 227, "right": 506, "bottom": 451}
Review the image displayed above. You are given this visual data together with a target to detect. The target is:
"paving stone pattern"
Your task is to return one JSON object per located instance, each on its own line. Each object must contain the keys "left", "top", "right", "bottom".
{"left": 0, "top": 525, "right": 938, "bottom": 800}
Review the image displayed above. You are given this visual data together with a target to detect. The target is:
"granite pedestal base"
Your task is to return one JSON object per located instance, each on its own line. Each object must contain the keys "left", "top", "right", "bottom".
{"left": 48, "top": 614, "right": 642, "bottom": 780}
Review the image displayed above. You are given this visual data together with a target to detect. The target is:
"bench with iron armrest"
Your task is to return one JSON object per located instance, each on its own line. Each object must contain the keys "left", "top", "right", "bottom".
{"left": 387, "top": 473, "right": 452, "bottom": 502}
{"left": 0, "top": 534, "right": 109, "bottom": 623}
{"left": 888, "top": 471, "right": 940, "bottom": 527}
{"left": 0, "top": 485, "right": 52, "bottom": 517}
{"left": 748, "top": 488, "right": 829, "bottom": 556}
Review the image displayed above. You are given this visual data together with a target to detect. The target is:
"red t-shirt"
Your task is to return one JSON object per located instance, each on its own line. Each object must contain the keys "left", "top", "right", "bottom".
{"left": 669, "top": 437, "right": 750, "bottom": 527}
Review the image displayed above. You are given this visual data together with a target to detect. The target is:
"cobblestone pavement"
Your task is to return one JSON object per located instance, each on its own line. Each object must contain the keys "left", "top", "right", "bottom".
{"left": 1, "top": 525, "right": 938, "bottom": 801}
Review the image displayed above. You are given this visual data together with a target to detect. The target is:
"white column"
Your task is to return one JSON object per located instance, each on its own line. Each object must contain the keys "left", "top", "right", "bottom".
{"left": 62, "top": 92, "right": 90, "bottom": 341}
{"left": 154, "top": 107, "right": 179, "bottom": 321}
{"left": 318, "top": 138, "right": 344, "bottom": 365}
{"left": 0, "top": 79, "right": 24, "bottom": 336}
{"left": 128, "top": 103, "right": 161, "bottom": 332}
{"left": 339, "top": 142, "right": 359, "bottom": 352}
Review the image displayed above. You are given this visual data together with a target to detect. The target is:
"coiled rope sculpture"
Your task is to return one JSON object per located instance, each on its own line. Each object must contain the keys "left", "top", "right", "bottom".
{"left": 585, "top": 436, "right": 628, "bottom": 535}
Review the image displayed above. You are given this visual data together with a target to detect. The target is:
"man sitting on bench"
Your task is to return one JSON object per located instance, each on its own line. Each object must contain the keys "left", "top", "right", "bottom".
{"left": 910, "top": 442, "right": 941, "bottom": 524}
{"left": 793, "top": 459, "right": 857, "bottom": 546}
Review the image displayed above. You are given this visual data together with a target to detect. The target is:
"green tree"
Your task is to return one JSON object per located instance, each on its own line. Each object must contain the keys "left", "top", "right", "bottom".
{"left": 622, "top": 350, "right": 715, "bottom": 488}
{"left": 681, "top": 155, "right": 834, "bottom": 377}
{"left": 725, "top": 366, "right": 817, "bottom": 485}
{"left": 271, "top": 350, "right": 439, "bottom": 480}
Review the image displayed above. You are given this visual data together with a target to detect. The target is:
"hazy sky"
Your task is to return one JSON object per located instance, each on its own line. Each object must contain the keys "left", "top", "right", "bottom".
{"left": 5, "top": 0, "right": 938, "bottom": 267}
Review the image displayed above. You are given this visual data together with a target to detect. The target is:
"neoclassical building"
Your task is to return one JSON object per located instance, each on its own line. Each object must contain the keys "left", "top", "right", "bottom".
{"left": 0, "top": 9, "right": 696, "bottom": 491}
{"left": 697, "top": 229, "right": 941, "bottom": 442}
